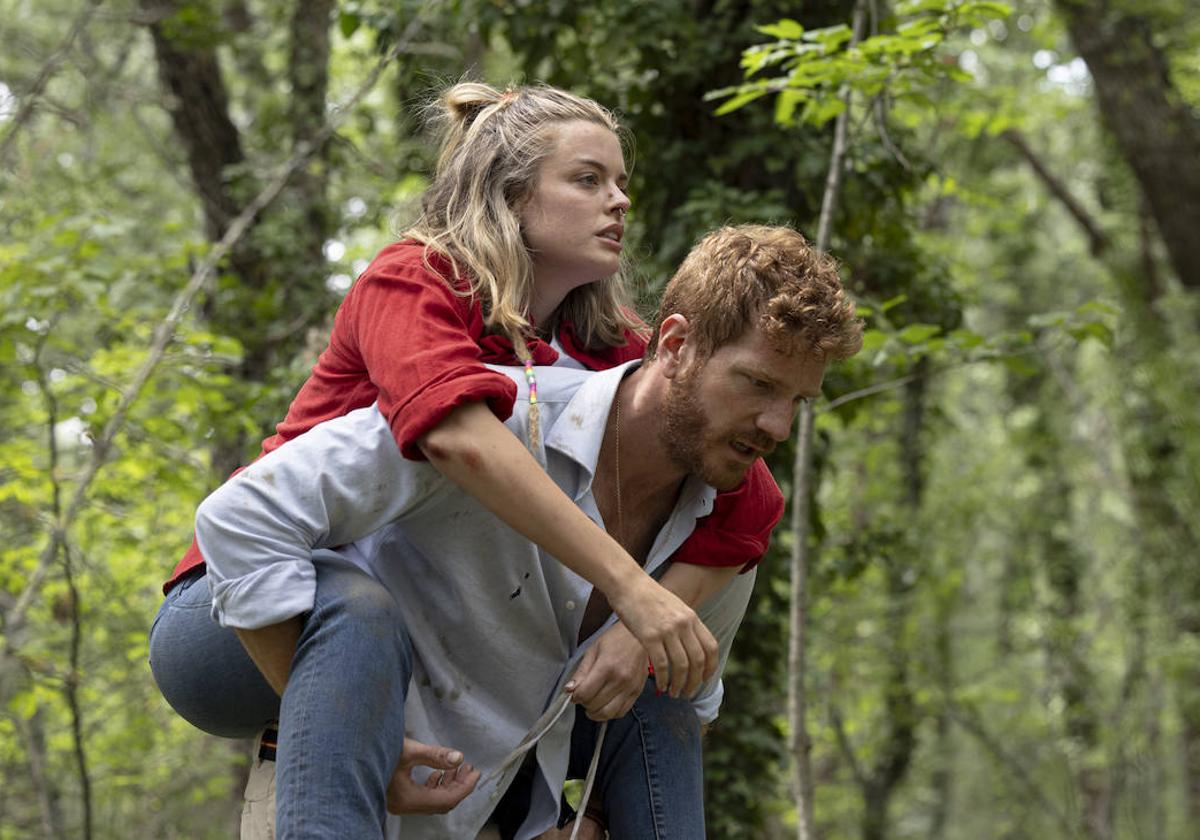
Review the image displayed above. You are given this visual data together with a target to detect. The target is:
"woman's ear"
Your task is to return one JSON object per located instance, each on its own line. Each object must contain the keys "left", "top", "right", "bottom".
{"left": 656, "top": 314, "right": 691, "bottom": 379}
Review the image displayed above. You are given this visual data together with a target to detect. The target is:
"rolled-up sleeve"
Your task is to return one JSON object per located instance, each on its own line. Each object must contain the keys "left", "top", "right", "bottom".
{"left": 350, "top": 252, "right": 518, "bottom": 459}
{"left": 195, "top": 405, "right": 446, "bottom": 629}
{"left": 689, "top": 568, "right": 757, "bottom": 723}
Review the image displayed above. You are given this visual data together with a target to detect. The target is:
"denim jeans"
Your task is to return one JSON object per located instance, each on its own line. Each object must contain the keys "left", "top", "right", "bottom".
{"left": 149, "top": 561, "right": 704, "bottom": 838}
{"left": 568, "top": 681, "right": 705, "bottom": 839}
{"left": 149, "top": 556, "right": 414, "bottom": 838}
{"left": 489, "top": 679, "right": 705, "bottom": 839}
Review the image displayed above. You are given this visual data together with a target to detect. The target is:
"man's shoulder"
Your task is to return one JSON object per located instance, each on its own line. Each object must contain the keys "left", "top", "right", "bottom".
{"left": 485, "top": 363, "right": 603, "bottom": 406}
{"left": 713, "top": 461, "right": 785, "bottom": 534}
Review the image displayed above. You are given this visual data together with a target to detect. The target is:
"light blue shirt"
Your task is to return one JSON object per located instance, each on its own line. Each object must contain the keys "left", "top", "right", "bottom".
{"left": 196, "top": 362, "right": 756, "bottom": 839}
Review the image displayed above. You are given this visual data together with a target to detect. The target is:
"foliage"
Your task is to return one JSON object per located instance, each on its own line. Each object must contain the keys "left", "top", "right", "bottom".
{"left": 709, "top": 1, "right": 1011, "bottom": 126}
{"left": 0, "top": 0, "right": 1198, "bottom": 838}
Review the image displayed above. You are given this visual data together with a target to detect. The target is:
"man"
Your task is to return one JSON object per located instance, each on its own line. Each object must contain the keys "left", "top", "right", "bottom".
{"left": 196, "top": 224, "right": 863, "bottom": 838}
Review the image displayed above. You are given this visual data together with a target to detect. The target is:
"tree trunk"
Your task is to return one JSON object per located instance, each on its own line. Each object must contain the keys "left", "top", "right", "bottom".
{"left": 16, "top": 708, "right": 65, "bottom": 839}
{"left": 1056, "top": 0, "right": 1200, "bottom": 290}
{"left": 788, "top": 6, "right": 867, "bottom": 835}
{"left": 140, "top": 0, "right": 336, "bottom": 475}
{"left": 141, "top": 0, "right": 245, "bottom": 244}
{"left": 856, "top": 374, "right": 925, "bottom": 840}
{"left": 1014, "top": 364, "right": 1110, "bottom": 840}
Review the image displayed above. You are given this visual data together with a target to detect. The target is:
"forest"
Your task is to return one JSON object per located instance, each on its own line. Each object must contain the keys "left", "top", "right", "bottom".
{"left": 1, "top": 0, "right": 1198, "bottom": 838}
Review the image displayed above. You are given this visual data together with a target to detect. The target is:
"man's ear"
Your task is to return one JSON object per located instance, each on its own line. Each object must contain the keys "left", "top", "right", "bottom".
{"left": 656, "top": 314, "right": 691, "bottom": 379}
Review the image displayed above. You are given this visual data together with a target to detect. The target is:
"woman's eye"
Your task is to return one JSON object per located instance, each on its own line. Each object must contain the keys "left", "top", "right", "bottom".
{"left": 579, "top": 173, "right": 600, "bottom": 186}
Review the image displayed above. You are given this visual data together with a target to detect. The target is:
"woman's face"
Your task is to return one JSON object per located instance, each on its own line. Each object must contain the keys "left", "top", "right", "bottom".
{"left": 519, "top": 120, "right": 630, "bottom": 300}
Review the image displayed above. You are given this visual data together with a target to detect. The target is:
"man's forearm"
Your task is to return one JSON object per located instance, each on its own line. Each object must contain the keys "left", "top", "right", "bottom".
{"left": 235, "top": 618, "right": 302, "bottom": 696}
{"left": 657, "top": 561, "right": 741, "bottom": 609}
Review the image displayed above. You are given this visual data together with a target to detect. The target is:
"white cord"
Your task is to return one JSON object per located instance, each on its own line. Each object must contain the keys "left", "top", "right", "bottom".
{"left": 569, "top": 720, "right": 608, "bottom": 840}
{"left": 478, "top": 691, "right": 574, "bottom": 791}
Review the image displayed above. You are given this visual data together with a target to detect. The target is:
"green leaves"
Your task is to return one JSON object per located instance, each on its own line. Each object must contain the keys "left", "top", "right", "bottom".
{"left": 710, "top": 0, "right": 1012, "bottom": 127}
{"left": 756, "top": 18, "right": 805, "bottom": 41}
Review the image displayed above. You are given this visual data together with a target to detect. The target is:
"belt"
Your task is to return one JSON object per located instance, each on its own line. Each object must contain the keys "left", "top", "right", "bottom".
{"left": 258, "top": 727, "right": 278, "bottom": 762}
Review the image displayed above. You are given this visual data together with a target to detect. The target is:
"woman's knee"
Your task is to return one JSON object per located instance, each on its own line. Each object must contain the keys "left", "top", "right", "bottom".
{"left": 307, "top": 560, "right": 410, "bottom": 662}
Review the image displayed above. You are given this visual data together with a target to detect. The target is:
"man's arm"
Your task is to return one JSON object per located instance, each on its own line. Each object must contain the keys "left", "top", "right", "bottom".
{"left": 566, "top": 563, "right": 740, "bottom": 720}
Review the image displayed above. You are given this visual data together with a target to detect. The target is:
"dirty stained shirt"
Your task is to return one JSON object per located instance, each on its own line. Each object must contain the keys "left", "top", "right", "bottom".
{"left": 195, "top": 362, "right": 757, "bottom": 840}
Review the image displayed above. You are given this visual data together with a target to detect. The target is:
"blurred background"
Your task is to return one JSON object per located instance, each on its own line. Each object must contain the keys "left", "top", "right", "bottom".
{"left": 1, "top": 1, "right": 1198, "bottom": 837}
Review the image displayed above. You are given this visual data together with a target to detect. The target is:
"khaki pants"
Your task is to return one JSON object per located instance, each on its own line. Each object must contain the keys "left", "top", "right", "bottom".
{"left": 237, "top": 729, "right": 510, "bottom": 839}
{"left": 240, "top": 730, "right": 276, "bottom": 840}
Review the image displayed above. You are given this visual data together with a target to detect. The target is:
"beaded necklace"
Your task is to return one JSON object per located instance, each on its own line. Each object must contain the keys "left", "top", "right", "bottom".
{"left": 521, "top": 353, "right": 542, "bottom": 453}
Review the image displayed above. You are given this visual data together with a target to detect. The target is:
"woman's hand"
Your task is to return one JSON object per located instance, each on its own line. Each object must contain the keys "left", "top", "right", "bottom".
{"left": 420, "top": 403, "right": 719, "bottom": 697}
{"left": 608, "top": 576, "right": 718, "bottom": 697}
{"left": 386, "top": 738, "right": 480, "bottom": 815}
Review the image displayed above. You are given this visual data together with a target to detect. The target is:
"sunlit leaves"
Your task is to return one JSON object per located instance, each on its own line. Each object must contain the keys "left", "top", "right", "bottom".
{"left": 709, "top": 0, "right": 1012, "bottom": 127}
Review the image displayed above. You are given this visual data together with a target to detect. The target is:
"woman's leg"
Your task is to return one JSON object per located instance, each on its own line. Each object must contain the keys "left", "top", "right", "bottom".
{"left": 148, "top": 570, "right": 281, "bottom": 738}
{"left": 151, "top": 558, "right": 415, "bottom": 838}
{"left": 568, "top": 679, "right": 705, "bottom": 839}
{"left": 274, "top": 554, "right": 414, "bottom": 839}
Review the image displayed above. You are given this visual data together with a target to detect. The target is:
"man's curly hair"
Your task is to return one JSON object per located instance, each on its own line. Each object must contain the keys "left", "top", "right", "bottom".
{"left": 647, "top": 224, "right": 864, "bottom": 363}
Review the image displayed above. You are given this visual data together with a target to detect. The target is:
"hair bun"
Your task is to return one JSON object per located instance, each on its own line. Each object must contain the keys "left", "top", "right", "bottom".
{"left": 442, "top": 82, "right": 504, "bottom": 128}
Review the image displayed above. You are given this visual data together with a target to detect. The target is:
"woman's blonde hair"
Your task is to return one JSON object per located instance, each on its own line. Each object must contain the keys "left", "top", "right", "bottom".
{"left": 404, "top": 82, "right": 642, "bottom": 354}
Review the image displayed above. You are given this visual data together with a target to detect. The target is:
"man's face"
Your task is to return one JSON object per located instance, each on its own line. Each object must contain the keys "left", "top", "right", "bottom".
{"left": 659, "top": 324, "right": 826, "bottom": 491}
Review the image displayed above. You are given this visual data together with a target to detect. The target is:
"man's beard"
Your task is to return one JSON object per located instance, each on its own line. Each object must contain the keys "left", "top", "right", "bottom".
{"left": 659, "top": 367, "right": 753, "bottom": 492}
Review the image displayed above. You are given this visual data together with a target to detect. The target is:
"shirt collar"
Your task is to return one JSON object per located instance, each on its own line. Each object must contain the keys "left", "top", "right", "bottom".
{"left": 541, "top": 361, "right": 718, "bottom": 523}
{"left": 542, "top": 360, "right": 637, "bottom": 494}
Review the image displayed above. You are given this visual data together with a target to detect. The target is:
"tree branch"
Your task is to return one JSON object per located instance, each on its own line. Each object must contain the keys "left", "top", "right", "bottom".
{"left": 31, "top": 325, "right": 93, "bottom": 839}
{"left": 821, "top": 374, "right": 917, "bottom": 413}
{"left": 1001, "top": 128, "right": 1109, "bottom": 257}
{"left": 829, "top": 702, "right": 869, "bottom": 790}
{"left": 63, "top": 543, "right": 93, "bottom": 840}
{"left": 0, "top": 0, "right": 103, "bottom": 168}
{"left": 946, "top": 703, "right": 1079, "bottom": 837}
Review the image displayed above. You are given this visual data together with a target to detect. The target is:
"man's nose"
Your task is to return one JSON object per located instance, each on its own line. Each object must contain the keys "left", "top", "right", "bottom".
{"left": 757, "top": 400, "right": 796, "bottom": 442}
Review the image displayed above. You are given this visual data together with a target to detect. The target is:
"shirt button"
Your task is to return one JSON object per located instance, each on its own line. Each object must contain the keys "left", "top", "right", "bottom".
{"left": 565, "top": 600, "right": 576, "bottom": 610}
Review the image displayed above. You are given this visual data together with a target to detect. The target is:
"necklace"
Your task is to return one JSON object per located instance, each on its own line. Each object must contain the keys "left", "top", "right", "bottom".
{"left": 614, "top": 389, "right": 623, "bottom": 546}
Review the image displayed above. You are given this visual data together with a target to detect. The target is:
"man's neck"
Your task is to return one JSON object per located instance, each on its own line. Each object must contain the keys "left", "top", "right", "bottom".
{"left": 592, "top": 366, "right": 686, "bottom": 561}
{"left": 577, "top": 366, "right": 687, "bottom": 643}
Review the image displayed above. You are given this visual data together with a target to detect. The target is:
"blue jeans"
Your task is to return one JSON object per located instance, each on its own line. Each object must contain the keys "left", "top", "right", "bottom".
{"left": 490, "top": 679, "right": 705, "bottom": 839}
{"left": 568, "top": 681, "right": 705, "bottom": 839}
{"left": 149, "top": 556, "right": 414, "bottom": 838}
{"left": 150, "top": 560, "right": 704, "bottom": 838}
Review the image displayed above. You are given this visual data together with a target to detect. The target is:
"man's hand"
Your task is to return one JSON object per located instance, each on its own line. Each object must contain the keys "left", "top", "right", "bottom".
{"left": 386, "top": 738, "right": 480, "bottom": 815}
{"left": 608, "top": 576, "right": 718, "bottom": 697}
{"left": 566, "top": 621, "right": 649, "bottom": 720}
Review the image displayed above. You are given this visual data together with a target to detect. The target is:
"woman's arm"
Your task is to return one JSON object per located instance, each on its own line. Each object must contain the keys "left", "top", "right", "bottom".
{"left": 564, "top": 562, "right": 741, "bottom": 720}
{"left": 420, "top": 402, "right": 719, "bottom": 696}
